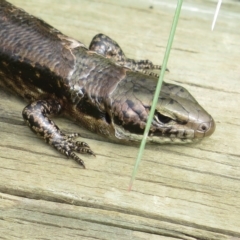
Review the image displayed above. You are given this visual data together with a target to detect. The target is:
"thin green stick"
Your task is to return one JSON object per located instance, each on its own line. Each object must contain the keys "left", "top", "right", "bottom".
{"left": 128, "top": 0, "right": 183, "bottom": 191}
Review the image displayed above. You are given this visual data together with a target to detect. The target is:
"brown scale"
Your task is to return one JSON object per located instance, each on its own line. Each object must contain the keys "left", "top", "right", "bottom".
{"left": 0, "top": 1, "right": 216, "bottom": 168}
{"left": 89, "top": 33, "right": 162, "bottom": 72}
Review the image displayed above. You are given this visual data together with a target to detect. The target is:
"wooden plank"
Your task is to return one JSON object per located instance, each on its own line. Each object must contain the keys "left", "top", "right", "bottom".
{"left": 0, "top": 0, "right": 240, "bottom": 239}
{"left": 2, "top": 193, "right": 222, "bottom": 240}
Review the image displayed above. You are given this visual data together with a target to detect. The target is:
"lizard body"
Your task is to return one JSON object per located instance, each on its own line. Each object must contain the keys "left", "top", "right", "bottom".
{"left": 0, "top": 1, "right": 215, "bottom": 167}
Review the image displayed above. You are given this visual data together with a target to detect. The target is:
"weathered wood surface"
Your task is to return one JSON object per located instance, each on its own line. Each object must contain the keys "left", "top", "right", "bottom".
{"left": 0, "top": 0, "right": 240, "bottom": 239}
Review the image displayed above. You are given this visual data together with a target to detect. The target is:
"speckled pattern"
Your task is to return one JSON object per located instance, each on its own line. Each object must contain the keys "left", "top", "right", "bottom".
{"left": 89, "top": 34, "right": 162, "bottom": 72}
{"left": 0, "top": 0, "right": 215, "bottom": 167}
{"left": 22, "top": 99, "right": 95, "bottom": 168}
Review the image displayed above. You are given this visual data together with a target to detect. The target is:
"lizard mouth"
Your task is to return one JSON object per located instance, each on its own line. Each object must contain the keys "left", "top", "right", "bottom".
{"left": 113, "top": 124, "right": 198, "bottom": 144}
{"left": 111, "top": 110, "right": 216, "bottom": 143}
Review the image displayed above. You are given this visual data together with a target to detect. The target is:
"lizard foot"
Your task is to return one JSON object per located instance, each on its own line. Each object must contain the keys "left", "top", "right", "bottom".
{"left": 51, "top": 133, "right": 95, "bottom": 168}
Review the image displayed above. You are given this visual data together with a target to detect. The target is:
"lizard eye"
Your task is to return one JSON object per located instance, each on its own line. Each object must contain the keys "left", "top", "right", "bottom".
{"left": 155, "top": 112, "right": 172, "bottom": 124}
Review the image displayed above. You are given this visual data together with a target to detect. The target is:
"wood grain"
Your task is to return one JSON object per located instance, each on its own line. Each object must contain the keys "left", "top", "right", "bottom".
{"left": 0, "top": 0, "right": 240, "bottom": 239}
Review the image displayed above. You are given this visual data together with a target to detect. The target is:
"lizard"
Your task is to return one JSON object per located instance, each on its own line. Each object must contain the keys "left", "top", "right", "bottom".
{"left": 0, "top": 0, "right": 216, "bottom": 168}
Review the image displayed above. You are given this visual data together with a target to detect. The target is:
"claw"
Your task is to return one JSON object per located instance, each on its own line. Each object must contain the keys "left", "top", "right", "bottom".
{"left": 67, "top": 133, "right": 81, "bottom": 140}
{"left": 76, "top": 141, "right": 91, "bottom": 148}
{"left": 70, "top": 152, "right": 86, "bottom": 168}
{"left": 51, "top": 132, "right": 94, "bottom": 167}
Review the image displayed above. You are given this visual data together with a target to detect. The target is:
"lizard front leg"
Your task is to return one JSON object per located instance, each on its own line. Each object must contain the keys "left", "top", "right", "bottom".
{"left": 89, "top": 33, "right": 162, "bottom": 72}
{"left": 22, "top": 99, "right": 94, "bottom": 168}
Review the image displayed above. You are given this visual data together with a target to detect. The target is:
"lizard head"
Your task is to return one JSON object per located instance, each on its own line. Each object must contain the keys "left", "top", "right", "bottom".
{"left": 110, "top": 72, "right": 215, "bottom": 144}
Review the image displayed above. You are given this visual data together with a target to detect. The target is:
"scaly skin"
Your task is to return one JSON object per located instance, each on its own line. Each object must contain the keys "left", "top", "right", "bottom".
{"left": 0, "top": 1, "right": 215, "bottom": 167}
